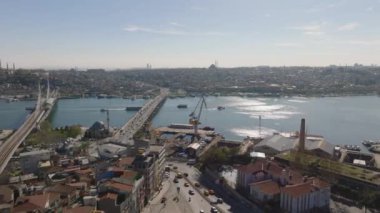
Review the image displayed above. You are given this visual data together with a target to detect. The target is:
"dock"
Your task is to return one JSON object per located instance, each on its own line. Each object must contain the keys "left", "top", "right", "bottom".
{"left": 155, "top": 127, "right": 215, "bottom": 137}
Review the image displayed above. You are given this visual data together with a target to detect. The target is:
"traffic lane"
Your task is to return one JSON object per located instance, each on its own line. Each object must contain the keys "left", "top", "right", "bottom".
{"left": 171, "top": 161, "right": 256, "bottom": 213}
{"left": 198, "top": 174, "right": 259, "bottom": 213}
{"left": 171, "top": 162, "right": 229, "bottom": 213}
{"left": 168, "top": 171, "right": 194, "bottom": 213}
{"left": 173, "top": 172, "right": 213, "bottom": 213}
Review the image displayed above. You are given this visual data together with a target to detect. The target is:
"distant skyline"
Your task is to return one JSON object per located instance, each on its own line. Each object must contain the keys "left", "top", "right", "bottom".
{"left": 0, "top": 0, "right": 380, "bottom": 69}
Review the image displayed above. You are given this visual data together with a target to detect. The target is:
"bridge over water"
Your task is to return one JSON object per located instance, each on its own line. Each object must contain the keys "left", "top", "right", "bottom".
{"left": 0, "top": 90, "right": 58, "bottom": 174}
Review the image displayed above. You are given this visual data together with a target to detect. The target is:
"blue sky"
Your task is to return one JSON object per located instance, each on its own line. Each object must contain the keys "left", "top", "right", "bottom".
{"left": 0, "top": 0, "right": 379, "bottom": 69}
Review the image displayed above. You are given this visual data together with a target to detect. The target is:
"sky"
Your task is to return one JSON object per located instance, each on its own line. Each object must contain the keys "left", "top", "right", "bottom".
{"left": 0, "top": 0, "right": 380, "bottom": 69}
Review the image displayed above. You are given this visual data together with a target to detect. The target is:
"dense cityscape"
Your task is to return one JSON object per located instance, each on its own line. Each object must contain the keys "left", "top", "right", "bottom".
{"left": 1, "top": 0, "right": 380, "bottom": 212}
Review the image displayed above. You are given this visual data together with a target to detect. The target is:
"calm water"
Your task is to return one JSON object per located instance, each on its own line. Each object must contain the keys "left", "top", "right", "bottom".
{"left": 0, "top": 100, "right": 35, "bottom": 129}
{"left": 1, "top": 96, "right": 380, "bottom": 149}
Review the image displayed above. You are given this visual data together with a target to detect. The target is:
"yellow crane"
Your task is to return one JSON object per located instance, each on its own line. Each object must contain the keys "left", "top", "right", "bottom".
{"left": 189, "top": 96, "right": 207, "bottom": 138}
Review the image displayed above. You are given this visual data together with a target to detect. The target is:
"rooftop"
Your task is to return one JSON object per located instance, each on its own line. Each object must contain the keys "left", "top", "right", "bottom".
{"left": 255, "top": 134, "right": 333, "bottom": 155}
{"left": 63, "top": 206, "right": 95, "bottom": 213}
{"left": 251, "top": 180, "right": 280, "bottom": 195}
{"left": 19, "top": 150, "right": 50, "bottom": 157}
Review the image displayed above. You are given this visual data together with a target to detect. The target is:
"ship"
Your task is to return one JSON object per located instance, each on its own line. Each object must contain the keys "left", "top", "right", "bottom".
{"left": 100, "top": 108, "right": 107, "bottom": 112}
{"left": 202, "top": 126, "right": 215, "bottom": 131}
{"left": 217, "top": 106, "right": 225, "bottom": 110}
{"left": 362, "top": 140, "right": 380, "bottom": 147}
{"left": 126, "top": 106, "right": 142, "bottom": 111}
{"left": 369, "top": 145, "right": 380, "bottom": 153}
{"left": 177, "top": 104, "right": 188, "bottom": 109}
{"left": 25, "top": 107, "right": 36, "bottom": 111}
{"left": 343, "top": 145, "right": 361, "bottom": 152}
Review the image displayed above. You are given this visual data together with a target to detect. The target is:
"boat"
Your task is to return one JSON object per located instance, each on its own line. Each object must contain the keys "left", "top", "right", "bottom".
{"left": 202, "top": 126, "right": 215, "bottom": 131}
{"left": 177, "top": 104, "right": 188, "bottom": 109}
{"left": 100, "top": 108, "right": 107, "bottom": 112}
{"left": 362, "top": 140, "right": 380, "bottom": 147}
{"left": 126, "top": 106, "right": 142, "bottom": 111}
{"left": 343, "top": 145, "right": 361, "bottom": 152}
{"left": 369, "top": 145, "right": 380, "bottom": 153}
{"left": 217, "top": 106, "right": 225, "bottom": 110}
{"left": 25, "top": 107, "right": 36, "bottom": 111}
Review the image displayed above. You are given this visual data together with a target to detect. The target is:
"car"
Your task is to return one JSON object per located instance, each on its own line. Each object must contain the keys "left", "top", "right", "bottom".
{"left": 217, "top": 198, "right": 223, "bottom": 204}
{"left": 188, "top": 190, "right": 194, "bottom": 195}
{"left": 200, "top": 210, "right": 204, "bottom": 213}
{"left": 184, "top": 173, "right": 189, "bottom": 177}
{"left": 176, "top": 173, "right": 183, "bottom": 178}
{"left": 173, "top": 166, "right": 178, "bottom": 170}
{"left": 211, "top": 207, "right": 218, "bottom": 213}
{"left": 208, "top": 189, "right": 215, "bottom": 195}
{"left": 161, "top": 197, "right": 166, "bottom": 203}
{"left": 194, "top": 182, "right": 200, "bottom": 187}
{"left": 203, "top": 190, "right": 209, "bottom": 196}
{"left": 173, "top": 178, "right": 178, "bottom": 183}
{"left": 184, "top": 182, "right": 189, "bottom": 187}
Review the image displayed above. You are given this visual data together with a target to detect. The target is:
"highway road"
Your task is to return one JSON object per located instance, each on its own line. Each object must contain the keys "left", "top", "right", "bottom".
{"left": 113, "top": 88, "right": 169, "bottom": 145}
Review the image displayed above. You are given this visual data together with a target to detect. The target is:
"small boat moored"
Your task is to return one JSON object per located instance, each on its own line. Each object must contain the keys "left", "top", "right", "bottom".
{"left": 126, "top": 106, "right": 142, "bottom": 111}
{"left": 362, "top": 140, "right": 380, "bottom": 147}
{"left": 343, "top": 145, "right": 361, "bottom": 152}
{"left": 177, "top": 104, "right": 188, "bottom": 109}
{"left": 217, "top": 106, "right": 225, "bottom": 110}
{"left": 369, "top": 145, "right": 380, "bottom": 153}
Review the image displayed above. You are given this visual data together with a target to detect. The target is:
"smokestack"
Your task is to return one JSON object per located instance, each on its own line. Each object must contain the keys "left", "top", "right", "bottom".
{"left": 299, "top": 118, "right": 305, "bottom": 152}
{"left": 0, "top": 59, "right": 2, "bottom": 70}
{"left": 6, "top": 63, "right": 9, "bottom": 71}
{"left": 13, "top": 63, "right": 15, "bottom": 71}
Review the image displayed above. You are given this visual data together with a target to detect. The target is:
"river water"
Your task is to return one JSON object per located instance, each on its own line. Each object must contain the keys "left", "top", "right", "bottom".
{"left": 1, "top": 96, "right": 380, "bottom": 148}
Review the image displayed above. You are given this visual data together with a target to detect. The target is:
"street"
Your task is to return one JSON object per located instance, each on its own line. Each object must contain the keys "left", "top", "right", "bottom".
{"left": 143, "top": 161, "right": 257, "bottom": 213}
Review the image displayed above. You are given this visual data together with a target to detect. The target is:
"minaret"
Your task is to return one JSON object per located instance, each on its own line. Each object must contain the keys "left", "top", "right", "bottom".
{"left": 298, "top": 118, "right": 306, "bottom": 152}
{"left": 6, "top": 63, "right": 9, "bottom": 71}
{"left": 46, "top": 73, "right": 50, "bottom": 100}
{"left": 12, "top": 63, "right": 15, "bottom": 71}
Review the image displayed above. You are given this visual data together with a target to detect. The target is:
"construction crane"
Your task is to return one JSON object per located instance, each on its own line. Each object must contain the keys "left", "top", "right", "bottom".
{"left": 100, "top": 108, "right": 110, "bottom": 131}
{"left": 189, "top": 96, "right": 207, "bottom": 138}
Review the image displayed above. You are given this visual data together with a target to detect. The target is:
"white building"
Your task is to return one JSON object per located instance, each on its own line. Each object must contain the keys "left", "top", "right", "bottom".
{"left": 280, "top": 179, "right": 330, "bottom": 213}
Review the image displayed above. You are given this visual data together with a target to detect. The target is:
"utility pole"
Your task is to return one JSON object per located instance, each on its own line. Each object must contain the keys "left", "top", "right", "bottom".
{"left": 259, "top": 115, "right": 262, "bottom": 137}
{"left": 106, "top": 109, "right": 110, "bottom": 131}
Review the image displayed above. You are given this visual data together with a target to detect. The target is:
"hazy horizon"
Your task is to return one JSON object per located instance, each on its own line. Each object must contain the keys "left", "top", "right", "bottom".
{"left": 1, "top": 0, "right": 380, "bottom": 69}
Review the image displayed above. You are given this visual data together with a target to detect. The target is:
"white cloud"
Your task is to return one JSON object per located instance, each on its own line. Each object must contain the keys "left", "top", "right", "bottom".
{"left": 327, "top": 4, "right": 335, "bottom": 8}
{"left": 291, "top": 23, "right": 326, "bottom": 37}
{"left": 123, "top": 25, "right": 228, "bottom": 36}
{"left": 366, "top": 7, "right": 374, "bottom": 11}
{"left": 305, "top": 7, "right": 320, "bottom": 13}
{"left": 169, "top": 22, "right": 184, "bottom": 27}
{"left": 191, "top": 6, "right": 205, "bottom": 11}
{"left": 275, "top": 42, "right": 302, "bottom": 47}
{"left": 346, "top": 40, "right": 380, "bottom": 45}
{"left": 338, "top": 22, "right": 359, "bottom": 31}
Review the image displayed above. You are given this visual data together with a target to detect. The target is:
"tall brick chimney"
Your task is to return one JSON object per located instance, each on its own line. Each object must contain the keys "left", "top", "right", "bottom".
{"left": 298, "top": 118, "right": 305, "bottom": 152}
